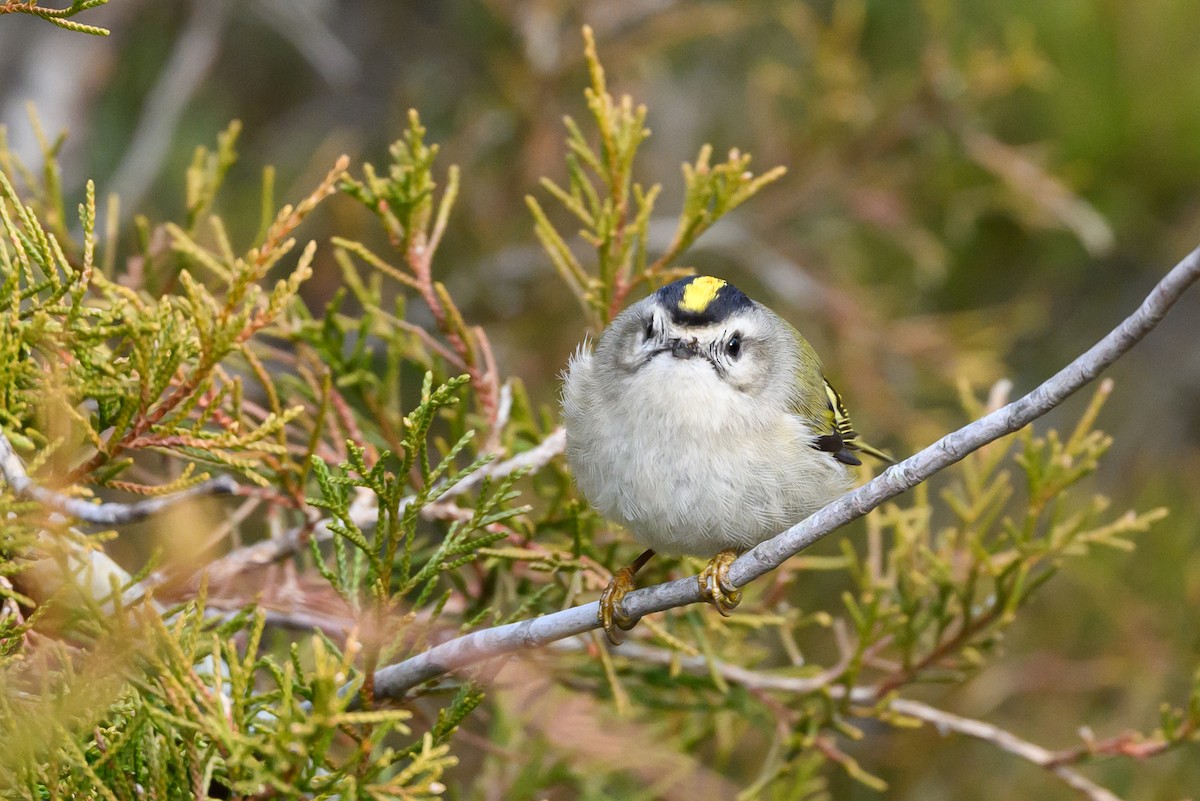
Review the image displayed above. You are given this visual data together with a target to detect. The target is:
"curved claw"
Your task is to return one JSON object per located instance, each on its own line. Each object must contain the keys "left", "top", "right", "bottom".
{"left": 599, "top": 566, "right": 640, "bottom": 645}
{"left": 698, "top": 549, "right": 742, "bottom": 617}
{"left": 597, "top": 549, "right": 655, "bottom": 646}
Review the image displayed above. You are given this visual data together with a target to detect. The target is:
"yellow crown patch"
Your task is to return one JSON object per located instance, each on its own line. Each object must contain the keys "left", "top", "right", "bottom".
{"left": 679, "top": 276, "right": 727, "bottom": 314}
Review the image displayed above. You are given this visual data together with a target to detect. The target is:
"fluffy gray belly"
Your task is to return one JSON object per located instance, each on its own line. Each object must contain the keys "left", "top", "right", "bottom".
{"left": 564, "top": 362, "right": 851, "bottom": 556}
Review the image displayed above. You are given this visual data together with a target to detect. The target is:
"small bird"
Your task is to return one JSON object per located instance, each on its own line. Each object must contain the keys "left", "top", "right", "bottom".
{"left": 561, "top": 275, "right": 892, "bottom": 644}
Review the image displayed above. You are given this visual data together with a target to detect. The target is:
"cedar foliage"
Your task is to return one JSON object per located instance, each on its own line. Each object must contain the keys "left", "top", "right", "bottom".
{"left": 0, "top": 20, "right": 1196, "bottom": 801}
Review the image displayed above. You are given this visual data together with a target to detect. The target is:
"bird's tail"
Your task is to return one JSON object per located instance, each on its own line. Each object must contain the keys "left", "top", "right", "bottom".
{"left": 850, "top": 439, "right": 896, "bottom": 465}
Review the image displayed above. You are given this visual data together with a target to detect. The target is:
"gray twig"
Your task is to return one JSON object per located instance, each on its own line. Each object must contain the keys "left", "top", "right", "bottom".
{"left": 200, "top": 425, "right": 567, "bottom": 582}
{"left": 588, "top": 638, "right": 1120, "bottom": 800}
{"left": 888, "top": 699, "right": 1122, "bottom": 801}
{"left": 442, "top": 425, "right": 565, "bottom": 498}
{"left": 365, "top": 245, "right": 1200, "bottom": 702}
{"left": 550, "top": 637, "right": 1121, "bottom": 801}
{"left": 0, "top": 431, "right": 236, "bottom": 525}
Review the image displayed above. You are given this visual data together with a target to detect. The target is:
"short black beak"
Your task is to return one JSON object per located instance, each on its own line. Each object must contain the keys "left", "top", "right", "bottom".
{"left": 670, "top": 338, "right": 699, "bottom": 359}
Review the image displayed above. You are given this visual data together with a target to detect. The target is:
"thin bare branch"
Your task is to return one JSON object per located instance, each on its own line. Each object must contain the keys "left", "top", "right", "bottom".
{"left": 0, "top": 429, "right": 236, "bottom": 525}
{"left": 203, "top": 426, "right": 567, "bottom": 580}
{"left": 556, "top": 637, "right": 853, "bottom": 697}
{"left": 555, "top": 638, "right": 1122, "bottom": 801}
{"left": 442, "top": 425, "right": 564, "bottom": 498}
{"left": 889, "top": 699, "right": 1123, "bottom": 801}
{"left": 364, "top": 245, "right": 1200, "bottom": 702}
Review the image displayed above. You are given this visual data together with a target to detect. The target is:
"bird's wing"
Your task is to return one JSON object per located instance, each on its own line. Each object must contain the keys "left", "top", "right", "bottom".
{"left": 810, "top": 378, "right": 895, "bottom": 466}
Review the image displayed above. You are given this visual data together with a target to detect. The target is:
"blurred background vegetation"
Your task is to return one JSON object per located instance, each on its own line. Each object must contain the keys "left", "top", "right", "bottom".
{"left": 2, "top": 0, "right": 1199, "bottom": 797}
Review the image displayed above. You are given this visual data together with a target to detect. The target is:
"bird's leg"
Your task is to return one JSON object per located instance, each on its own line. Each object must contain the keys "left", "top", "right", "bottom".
{"left": 698, "top": 549, "right": 742, "bottom": 616}
{"left": 599, "top": 548, "right": 655, "bottom": 645}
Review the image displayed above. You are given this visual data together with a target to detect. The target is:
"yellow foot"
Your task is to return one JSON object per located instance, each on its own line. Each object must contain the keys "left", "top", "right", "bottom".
{"left": 599, "top": 565, "right": 640, "bottom": 645}
{"left": 598, "top": 549, "right": 655, "bottom": 645}
{"left": 698, "top": 549, "right": 742, "bottom": 617}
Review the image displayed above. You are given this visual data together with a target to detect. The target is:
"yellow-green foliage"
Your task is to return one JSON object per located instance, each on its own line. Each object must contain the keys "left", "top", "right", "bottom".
{"left": 0, "top": 24, "right": 1193, "bottom": 801}
{"left": 0, "top": 0, "right": 110, "bottom": 36}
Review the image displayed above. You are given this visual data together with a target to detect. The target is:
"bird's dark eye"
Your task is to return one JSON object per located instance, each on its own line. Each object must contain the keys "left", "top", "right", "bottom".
{"left": 726, "top": 334, "right": 742, "bottom": 359}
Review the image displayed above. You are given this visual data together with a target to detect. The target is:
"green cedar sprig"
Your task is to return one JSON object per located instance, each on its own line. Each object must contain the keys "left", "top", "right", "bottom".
{"left": 527, "top": 25, "right": 787, "bottom": 328}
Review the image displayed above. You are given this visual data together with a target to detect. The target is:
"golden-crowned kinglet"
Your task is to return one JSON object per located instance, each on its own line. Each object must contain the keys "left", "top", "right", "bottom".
{"left": 562, "top": 275, "right": 891, "bottom": 643}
